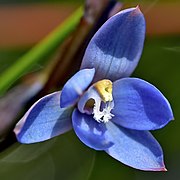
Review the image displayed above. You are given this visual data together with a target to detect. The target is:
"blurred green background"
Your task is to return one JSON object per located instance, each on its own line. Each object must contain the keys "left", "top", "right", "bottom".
{"left": 0, "top": 0, "right": 179, "bottom": 180}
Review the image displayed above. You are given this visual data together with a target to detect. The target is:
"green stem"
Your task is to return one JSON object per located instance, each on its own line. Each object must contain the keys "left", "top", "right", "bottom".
{"left": 0, "top": 6, "right": 83, "bottom": 95}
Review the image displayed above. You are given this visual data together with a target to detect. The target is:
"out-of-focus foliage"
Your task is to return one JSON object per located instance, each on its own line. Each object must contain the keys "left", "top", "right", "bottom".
{"left": 0, "top": 131, "right": 95, "bottom": 180}
{"left": 0, "top": 6, "right": 83, "bottom": 94}
{"left": 0, "top": 49, "right": 28, "bottom": 73}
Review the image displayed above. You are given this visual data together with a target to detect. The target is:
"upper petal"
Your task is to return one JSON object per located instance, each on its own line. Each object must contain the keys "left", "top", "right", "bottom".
{"left": 60, "top": 68, "right": 95, "bottom": 108}
{"left": 81, "top": 7, "right": 145, "bottom": 82}
{"left": 112, "top": 78, "right": 173, "bottom": 130}
{"left": 105, "top": 121, "right": 166, "bottom": 171}
{"left": 14, "top": 92, "right": 73, "bottom": 144}
{"left": 72, "top": 109, "right": 113, "bottom": 150}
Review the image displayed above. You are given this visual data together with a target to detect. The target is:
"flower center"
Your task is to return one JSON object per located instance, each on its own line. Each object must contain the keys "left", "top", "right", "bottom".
{"left": 92, "top": 79, "right": 114, "bottom": 123}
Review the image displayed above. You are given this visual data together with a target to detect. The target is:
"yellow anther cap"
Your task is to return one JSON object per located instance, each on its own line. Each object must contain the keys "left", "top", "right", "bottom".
{"left": 93, "top": 79, "right": 113, "bottom": 102}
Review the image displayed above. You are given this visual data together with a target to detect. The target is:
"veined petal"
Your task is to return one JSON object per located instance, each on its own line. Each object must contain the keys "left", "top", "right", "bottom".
{"left": 60, "top": 68, "right": 95, "bottom": 108}
{"left": 105, "top": 121, "right": 166, "bottom": 171}
{"left": 14, "top": 92, "right": 73, "bottom": 144}
{"left": 72, "top": 109, "right": 113, "bottom": 150}
{"left": 81, "top": 7, "right": 145, "bottom": 81}
{"left": 112, "top": 78, "right": 173, "bottom": 130}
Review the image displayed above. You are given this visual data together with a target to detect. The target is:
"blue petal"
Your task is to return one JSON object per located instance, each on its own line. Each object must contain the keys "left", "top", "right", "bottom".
{"left": 60, "top": 68, "right": 95, "bottom": 108}
{"left": 14, "top": 92, "right": 73, "bottom": 144}
{"left": 81, "top": 7, "right": 145, "bottom": 82}
{"left": 112, "top": 78, "right": 173, "bottom": 130}
{"left": 105, "top": 121, "right": 166, "bottom": 171}
{"left": 72, "top": 109, "right": 113, "bottom": 150}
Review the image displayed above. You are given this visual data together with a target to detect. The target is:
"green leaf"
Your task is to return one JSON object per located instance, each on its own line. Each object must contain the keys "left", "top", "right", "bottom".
{"left": 0, "top": 6, "right": 83, "bottom": 95}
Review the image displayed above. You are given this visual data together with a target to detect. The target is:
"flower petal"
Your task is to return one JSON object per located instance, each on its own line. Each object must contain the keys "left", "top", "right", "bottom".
{"left": 60, "top": 68, "right": 95, "bottom": 108}
{"left": 112, "top": 78, "right": 173, "bottom": 130}
{"left": 105, "top": 121, "right": 166, "bottom": 171}
{"left": 72, "top": 109, "right": 113, "bottom": 150}
{"left": 81, "top": 7, "right": 145, "bottom": 81}
{"left": 14, "top": 92, "right": 73, "bottom": 144}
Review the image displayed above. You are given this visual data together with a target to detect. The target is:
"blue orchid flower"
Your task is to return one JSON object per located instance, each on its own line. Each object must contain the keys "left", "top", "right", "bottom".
{"left": 14, "top": 7, "right": 173, "bottom": 171}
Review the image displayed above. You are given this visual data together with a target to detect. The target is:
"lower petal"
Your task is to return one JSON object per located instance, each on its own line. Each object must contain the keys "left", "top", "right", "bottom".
{"left": 105, "top": 121, "right": 166, "bottom": 171}
{"left": 72, "top": 109, "right": 113, "bottom": 150}
{"left": 14, "top": 92, "right": 73, "bottom": 144}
